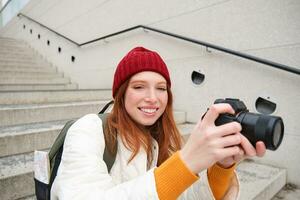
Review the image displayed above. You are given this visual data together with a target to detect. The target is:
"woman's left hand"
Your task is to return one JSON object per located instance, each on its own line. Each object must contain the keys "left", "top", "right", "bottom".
{"left": 217, "top": 133, "right": 267, "bottom": 168}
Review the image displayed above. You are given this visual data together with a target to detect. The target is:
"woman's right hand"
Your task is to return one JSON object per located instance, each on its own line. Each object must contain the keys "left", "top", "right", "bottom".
{"left": 180, "top": 103, "right": 244, "bottom": 174}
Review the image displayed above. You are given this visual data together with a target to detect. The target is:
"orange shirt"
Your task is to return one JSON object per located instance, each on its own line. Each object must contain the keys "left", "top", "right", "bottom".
{"left": 154, "top": 151, "right": 235, "bottom": 200}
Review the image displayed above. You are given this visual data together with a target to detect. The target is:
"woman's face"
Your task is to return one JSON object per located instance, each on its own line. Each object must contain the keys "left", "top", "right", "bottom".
{"left": 124, "top": 71, "right": 168, "bottom": 126}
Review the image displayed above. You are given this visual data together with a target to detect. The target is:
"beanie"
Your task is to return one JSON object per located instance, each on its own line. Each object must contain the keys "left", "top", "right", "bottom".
{"left": 112, "top": 46, "right": 171, "bottom": 97}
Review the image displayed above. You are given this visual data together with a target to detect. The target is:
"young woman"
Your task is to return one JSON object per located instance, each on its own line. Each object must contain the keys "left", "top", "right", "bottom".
{"left": 51, "top": 47, "right": 266, "bottom": 200}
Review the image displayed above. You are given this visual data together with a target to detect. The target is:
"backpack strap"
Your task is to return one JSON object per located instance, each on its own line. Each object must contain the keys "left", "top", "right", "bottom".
{"left": 49, "top": 120, "right": 76, "bottom": 171}
{"left": 99, "top": 100, "right": 114, "bottom": 114}
{"left": 48, "top": 120, "right": 76, "bottom": 191}
{"left": 98, "top": 100, "right": 117, "bottom": 173}
{"left": 98, "top": 113, "right": 117, "bottom": 173}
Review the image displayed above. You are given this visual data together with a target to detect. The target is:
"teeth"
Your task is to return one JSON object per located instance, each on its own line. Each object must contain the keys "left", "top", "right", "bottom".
{"left": 140, "top": 108, "right": 157, "bottom": 113}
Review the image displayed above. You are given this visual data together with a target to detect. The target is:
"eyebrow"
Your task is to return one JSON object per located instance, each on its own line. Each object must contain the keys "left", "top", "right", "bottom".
{"left": 129, "top": 80, "right": 167, "bottom": 85}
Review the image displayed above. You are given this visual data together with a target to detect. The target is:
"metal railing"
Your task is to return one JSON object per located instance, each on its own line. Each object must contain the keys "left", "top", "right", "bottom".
{"left": 0, "top": 0, "right": 13, "bottom": 14}
{"left": 1, "top": 0, "right": 29, "bottom": 27}
{"left": 17, "top": 13, "right": 300, "bottom": 75}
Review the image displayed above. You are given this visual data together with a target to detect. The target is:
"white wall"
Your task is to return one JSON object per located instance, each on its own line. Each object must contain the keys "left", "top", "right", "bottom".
{"left": 1, "top": 0, "right": 300, "bottom": 185}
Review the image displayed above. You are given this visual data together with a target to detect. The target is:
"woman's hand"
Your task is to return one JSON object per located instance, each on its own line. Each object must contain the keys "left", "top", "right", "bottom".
{"left": 218, "top": 138, "right": 266, "bottom": 168}
{"left": 180, "top": 103, "right": 244, "bottom": 174}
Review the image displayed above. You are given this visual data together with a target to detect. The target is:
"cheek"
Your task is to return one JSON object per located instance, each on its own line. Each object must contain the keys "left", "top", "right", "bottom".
{"left": 124, "top": 93, "right": 132, "bottom": 112}
{"left": 160, "top": 93, "right": 168, "bottom": 108}
{"left": 124, "top": 90, "right": 139, "bottom": 113}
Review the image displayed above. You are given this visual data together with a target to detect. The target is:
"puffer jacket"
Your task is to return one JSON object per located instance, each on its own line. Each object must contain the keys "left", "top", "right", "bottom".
{"left": 51, "top": 114, "right": 239, "bottom": 200}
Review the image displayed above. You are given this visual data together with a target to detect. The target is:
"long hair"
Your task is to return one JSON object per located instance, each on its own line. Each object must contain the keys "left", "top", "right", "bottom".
{"left": 105, "top": 79, "right": 182, "bottom": 167}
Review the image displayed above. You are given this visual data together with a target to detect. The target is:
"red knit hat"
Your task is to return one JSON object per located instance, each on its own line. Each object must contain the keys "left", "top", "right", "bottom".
{"left": 112, "top": 47, "right": 171, "bottom": 97}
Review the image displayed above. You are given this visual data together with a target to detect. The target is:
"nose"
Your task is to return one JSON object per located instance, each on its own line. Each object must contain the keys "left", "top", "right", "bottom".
{"left": 144, "top": 88, "right": 158, "bottom": 103}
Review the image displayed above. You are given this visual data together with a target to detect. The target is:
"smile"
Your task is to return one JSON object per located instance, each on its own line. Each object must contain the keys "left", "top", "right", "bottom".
{"left": 138, "top": 107, "right": 159, "bottom": 114}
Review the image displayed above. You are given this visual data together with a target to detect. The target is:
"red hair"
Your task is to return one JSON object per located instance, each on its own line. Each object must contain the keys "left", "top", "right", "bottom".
{"left": 105, "top": 79, "right": 182, "bottom": 167}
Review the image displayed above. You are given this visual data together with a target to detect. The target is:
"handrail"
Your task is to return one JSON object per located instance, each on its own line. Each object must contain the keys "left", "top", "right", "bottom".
{"left": 17, "top": 13, "right": 300, "bottom": 75}
{"left": 17, "top": 13, "right": 80, "bottom": 45}
{"left": 0, "top": 0, "right": 13, "bottom": 14}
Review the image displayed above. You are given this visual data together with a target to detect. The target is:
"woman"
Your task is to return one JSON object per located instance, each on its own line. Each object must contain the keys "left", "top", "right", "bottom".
{"left": 51, "top": 47, "right": 266, "bottom": 199}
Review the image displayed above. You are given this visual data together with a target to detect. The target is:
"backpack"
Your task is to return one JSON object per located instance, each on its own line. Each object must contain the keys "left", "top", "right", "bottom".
{"left": 34, "top": 100, "right": 116, "bottom": 200}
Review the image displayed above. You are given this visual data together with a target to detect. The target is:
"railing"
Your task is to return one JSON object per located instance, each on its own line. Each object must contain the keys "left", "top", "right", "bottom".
{"left": 17, "top": 13, "right": 300, "bottom": 75}
{"left": 0, "top": 0, "right": 29, "bottom": 27}
{"left": 0, "top": 0, "right": 13, "bottom": 14}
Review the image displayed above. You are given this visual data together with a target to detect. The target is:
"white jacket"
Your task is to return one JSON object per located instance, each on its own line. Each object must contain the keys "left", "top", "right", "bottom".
{"left": 51, "top": 114, "right": 239, "bottom": 200}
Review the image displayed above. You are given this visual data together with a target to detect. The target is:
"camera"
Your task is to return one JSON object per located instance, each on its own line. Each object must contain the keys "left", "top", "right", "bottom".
{"left": 214, "top": 98, "right": 284, "bottom": 150}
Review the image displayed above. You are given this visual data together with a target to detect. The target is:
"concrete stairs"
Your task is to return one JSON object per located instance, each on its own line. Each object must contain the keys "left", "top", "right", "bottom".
{"left": 0, "top": 37, "right": 114, "bottom": 199}
{"left": 0, "top": 38, "right": 76, "bottom": 91}
{"left": 0, "top": 37, "right": 287, "bottom": 199}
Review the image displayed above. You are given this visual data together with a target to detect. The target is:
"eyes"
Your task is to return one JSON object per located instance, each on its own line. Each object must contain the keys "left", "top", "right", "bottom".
{"left": 132, "top": 84, "right": 167, "bottom": 91}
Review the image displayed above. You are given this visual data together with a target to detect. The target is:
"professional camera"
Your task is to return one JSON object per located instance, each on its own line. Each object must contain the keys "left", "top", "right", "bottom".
{"left": 214, "top": 98, "right": 284, "bottom": 150}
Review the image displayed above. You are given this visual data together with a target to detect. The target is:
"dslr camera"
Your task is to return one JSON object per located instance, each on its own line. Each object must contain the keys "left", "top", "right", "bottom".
{"left": 214, "top": 98, "right": 284, "bottom": 150}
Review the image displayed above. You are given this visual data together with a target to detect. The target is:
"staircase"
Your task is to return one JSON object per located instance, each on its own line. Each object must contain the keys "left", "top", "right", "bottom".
{"left": 0, "top": 37, "right": 287, "bottom": 200}
{"left": 0, "top": 37, "right": 113, "bottom": 199}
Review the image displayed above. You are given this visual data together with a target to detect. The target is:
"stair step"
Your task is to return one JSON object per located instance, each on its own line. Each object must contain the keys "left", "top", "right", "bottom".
{"left": 0, "top": 37, "right": 20, "bottom": 42}
{"left": 0, "top": 83, "right": 77, "bottom": 91}
{"left": 0, "top": 100, "right": 110, "bottom": 126}
{"left": 272, "top": 184, "right": 300, "bottom": 200}
{"left": 0, "top": 71, "right": 64, "bottom": 79}
{"left": 0, "top": 120, "right": 67, "bottom": 157}
{"left": 0, "top": 152, "right": 35, "bottom": 200}
{"left": 0, "top": 47, "right": 36, "bottom": 55}
{"left": 0, "top": 65, "right": 57, "bottom": 73}
{"left": 0, "top": 51, "right": 41, "bottom": 59}
{"left": 18, "top": 195, "right": 36, "bottom": 200}
{"left": 0, "top": 58, "right": 49, "bottom": 66}
{"left": 0, "top": 62, "right": 53, "bottom": 69}
{"left": 177, "top": 123, "right": 194, "bottom": 141}
{"left": 0, "top": 77, "right": 70, "bottom": 85}
{"left": 237, "top": 160, "right": 286, "bottom": 200}
{"left": 0, "top": 46, "right": 33, "bottom": 53}
{"left": 0, "top": 52, "right": 43, "bottom": 59}
{"left": 0, "top": 152, "right": 34, "bottom": 179}
{"left": 0, "top": 38, "right": 27, "bottom": 45}
{"left": 0, "top": 43, "right": 29, "bottom": 50}
{"left": 0, "top": 89, "right": 111, "bottom": 104}
{"left": 0, "top": 40, "right": 29, "bottom": 45}
{"left": 174, "top": 111, "right": 186, "bottom": 124}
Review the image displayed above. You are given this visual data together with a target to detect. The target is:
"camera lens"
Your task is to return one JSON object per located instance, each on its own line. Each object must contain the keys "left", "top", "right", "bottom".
{"left": 271, "top": 119, "right": 284, "bottom": 149}
{"left": 236, "top": 113, "right": 284, "bottom": 150}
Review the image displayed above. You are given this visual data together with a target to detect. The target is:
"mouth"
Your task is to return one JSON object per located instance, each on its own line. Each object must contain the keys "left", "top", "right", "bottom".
{"left": 138, "top": 107, "right": 159, "bottom": 114}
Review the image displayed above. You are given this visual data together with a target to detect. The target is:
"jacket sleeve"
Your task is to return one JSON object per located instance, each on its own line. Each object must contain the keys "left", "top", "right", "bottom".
{"left": 178, "top": 170, "right": 240, "bottom": 200}
{"left": 50, "top": 114, "right": 159, "bottom": 200}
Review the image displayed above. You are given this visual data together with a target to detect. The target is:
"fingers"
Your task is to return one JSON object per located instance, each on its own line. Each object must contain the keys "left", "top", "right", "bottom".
{"left": 201, "top": 103, "right": 235, "bottom": 125}
{"left": 220, "top": 146, "right": 241, "bottom": 159}
{"left": 239, "top": 134, "right": 256, "bottom": 156}
{"left": 233, "top": 147, "right": 245, "bottom": 163}
{"left": 256, "top": 141, "right": 266, "bottom": 157}
{"left": 239, "top": 133, "right": 267, "bottom": 158}
{"left": 214, "top": 122, "right": 242, "bottom": 137}
{"left": 218, "top": 134, "right": 241, "bottom": 148}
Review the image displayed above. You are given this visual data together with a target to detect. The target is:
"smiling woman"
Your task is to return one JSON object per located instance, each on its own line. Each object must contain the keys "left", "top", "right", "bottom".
{"left": 125, "top": 71, "right": 168, "bottom": 126}
{"left": 51, "top": 46, "right": 266, "bottom": 200}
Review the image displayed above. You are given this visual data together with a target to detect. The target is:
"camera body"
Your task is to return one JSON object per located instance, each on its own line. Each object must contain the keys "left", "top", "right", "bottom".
{"left": 213, "top": 98, "right": 284, "bottom": 150}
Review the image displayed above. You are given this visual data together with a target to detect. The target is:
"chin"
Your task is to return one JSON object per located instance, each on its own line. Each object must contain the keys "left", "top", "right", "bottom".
{"left": 137, "top": 118, "right": 159, "bottom": 126}
{"left": 140, "top": 121, "right": 156, "bottom": 126}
